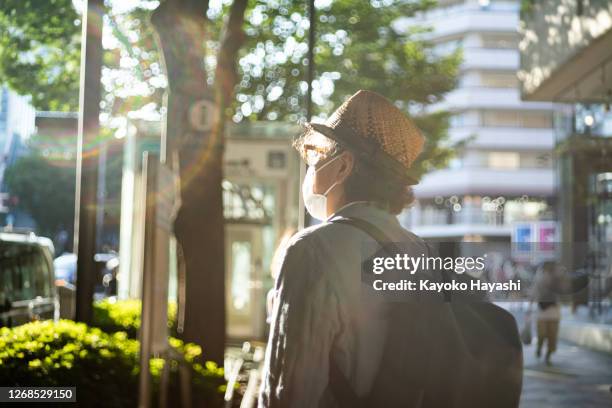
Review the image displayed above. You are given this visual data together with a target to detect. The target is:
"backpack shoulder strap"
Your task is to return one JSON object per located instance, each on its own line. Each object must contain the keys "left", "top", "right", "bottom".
{"left": 328, "top": 351, "right": 365, "bottom": 408}
{"left": 330, "top": 216, "right": 437, "bottom": 260}
{"left": 326, "top": 216, "right": 388, "bottom": 408}
{"left": 330, "top": 216, "right": 401, "bottom": 253}
{"left": 327, "top": 216, "right": 426, "bottom": 408}
{"left": 331, "top": 216, "right": 449, "bottom": 299}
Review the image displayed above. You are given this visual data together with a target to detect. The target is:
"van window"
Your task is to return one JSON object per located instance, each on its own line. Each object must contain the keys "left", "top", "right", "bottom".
{"left": 15, "top": 247, "right": 36, "bottom": 301}
{"left": 1, "top": 243, "right": 20, "bottom": 302}
{"left": 33, "top": 248, "right": 52, "bottom": 298}
{"left": 0, "top": 254, "right": 13, "bottom": 305}
{"left": 0, "top": 242, "right": 51, "bottom": 302}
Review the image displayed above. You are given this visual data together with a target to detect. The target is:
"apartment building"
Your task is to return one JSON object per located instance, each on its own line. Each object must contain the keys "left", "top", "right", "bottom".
{"left": 519, "top": 0, "right": 612, "bottom": 309}
{"left": 398, "top": 0, "right": 557, "bottom": 243}
{"left": 0, "top": 86, "right": 36, "bottom": 226}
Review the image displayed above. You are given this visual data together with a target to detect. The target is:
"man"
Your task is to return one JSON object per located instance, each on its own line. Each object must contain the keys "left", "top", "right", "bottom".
{"left": 258, "top": 90, "right": 426, "bottom": 407}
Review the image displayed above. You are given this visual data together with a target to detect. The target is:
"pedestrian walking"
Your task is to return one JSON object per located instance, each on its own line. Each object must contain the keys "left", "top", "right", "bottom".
{"left": 532, "top": 261, "right": 563, "bottom": 365}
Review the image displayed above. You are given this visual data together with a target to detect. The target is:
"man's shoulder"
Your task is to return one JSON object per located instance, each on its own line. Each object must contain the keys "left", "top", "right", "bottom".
{"left": 286, "top": 219, "right": 430, "bottom": 257}
{"left": 276, "top": 223, "right": 346, "bottom": 284}
{"left": 291, "top": 219, "right": 426, "bottom": 244}
{"left": 285, "top": 221, "right": 346, "bottom": 250}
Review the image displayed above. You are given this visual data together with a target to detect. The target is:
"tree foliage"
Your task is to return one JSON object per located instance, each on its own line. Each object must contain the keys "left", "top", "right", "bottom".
{"left": 1, "top": 0, "right": 460, "bottom": 177}
{"left": 0, "top": 0, "right": 81, "bottom": 111}
{"left": 100, "top": 2, "right": 166, "bottom": 129}
{"left": 4, "top": 150, "right": 75, "bottom": 237}
{"left": 227, "top": 0, "right": 460, "bottom": 178}
{"left": 4, "top": 129, "right": 124, "bottom": 240}
{"left": 0, "top": 0, "right": 165, "bottom": 124}
{"left": 187, "top": 0, "right": 460, "bottom": 177}
{"left": 0, "top": 320, "right": 226, "bottom": 407}
{"left": 230, "top": 0, "right": 456, "bottom": 119}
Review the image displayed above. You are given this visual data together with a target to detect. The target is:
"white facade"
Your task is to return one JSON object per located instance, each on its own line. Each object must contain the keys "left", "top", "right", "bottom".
{"left": 117, "top": 121, "right": 301, "bottom": 341}
{"left": 398, "top": 0, "right": 557, "bottom": 241}
{"left": 0, "top": 86, "right": 36, "bottom": 215}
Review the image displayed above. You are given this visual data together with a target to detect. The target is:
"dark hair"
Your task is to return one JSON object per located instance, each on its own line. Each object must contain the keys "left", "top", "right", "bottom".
{"left": 344, "top": 157, "right": 415, "bottom": 215}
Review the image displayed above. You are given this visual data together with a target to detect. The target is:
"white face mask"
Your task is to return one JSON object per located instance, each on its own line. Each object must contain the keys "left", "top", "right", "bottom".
{"left": 302, "top": 154, "right": 342, "bottom": 221}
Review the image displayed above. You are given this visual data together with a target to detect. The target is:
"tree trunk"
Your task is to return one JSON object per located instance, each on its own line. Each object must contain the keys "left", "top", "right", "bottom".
{"left": 151, "top": 0, "right": 248, "bottom": 365}
{"left": 74, "top": 0, "right": 104, "bottom": 324}
{"left": 151, "top": 0, "right": 225, "bottom": 364}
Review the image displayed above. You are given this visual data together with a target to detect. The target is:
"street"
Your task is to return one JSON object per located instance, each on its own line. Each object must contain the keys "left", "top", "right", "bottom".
{"left": 520, "top": 340, "right": 612, "bottom": 407}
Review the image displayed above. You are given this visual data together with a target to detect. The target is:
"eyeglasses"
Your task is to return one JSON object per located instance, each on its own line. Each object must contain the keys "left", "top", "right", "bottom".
{"left": 301, "top": 143, "right": 337, "bottom": 167}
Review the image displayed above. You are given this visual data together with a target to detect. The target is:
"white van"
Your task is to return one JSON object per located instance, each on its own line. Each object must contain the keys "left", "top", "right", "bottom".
{"left": 0, "top": 231, "right": 58, "bottom": 327}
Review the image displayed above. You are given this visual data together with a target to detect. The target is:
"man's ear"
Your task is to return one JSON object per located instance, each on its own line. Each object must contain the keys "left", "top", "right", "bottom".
{"left": 337, "top": 151, "right": 355, "bottom": 183}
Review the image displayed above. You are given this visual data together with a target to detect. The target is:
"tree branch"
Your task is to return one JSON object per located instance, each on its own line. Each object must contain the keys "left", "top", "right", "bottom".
{"left": 151, "top": 0, "right": 210, "bottom": 95}
{"left": 215, "top": 0, "right": 249, "bottom": 103}
{"left": 182, "top": 0, "right": 210, "bottom": 21}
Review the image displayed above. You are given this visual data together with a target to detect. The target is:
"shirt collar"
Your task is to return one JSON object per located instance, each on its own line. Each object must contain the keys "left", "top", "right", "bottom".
{"left": 327, "top": 201, "right": 395, "bottom": 223}
{"left": 327, "top": 201, "right": 371, "bottom": 219}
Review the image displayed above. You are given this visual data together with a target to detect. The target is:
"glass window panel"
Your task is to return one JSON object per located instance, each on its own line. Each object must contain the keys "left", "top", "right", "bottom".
{"left": 480, "top": 72, "right": 518, "bottom": 88}
{"left": 521, "top": 112, "right": 552, "bottom": 128}
{"left": 482, "top": 111, "right": 520, "bottom": 127}
{"left": 33, "top": 249, "right": 51, "bottom": 298}
{"left": 481, "top": 110, "right": 552, "bottom": 128}
{"left": 230, "top": 241, "right": 252, "bottom": 312}
{"left": 481, "top": 33, "right": 518, "bottom": 49}
{"left": 488, "top": 152, "right": 520, "bottom": 169}
{"left": 8, "top": 246, "right": 36, "bottom": 302}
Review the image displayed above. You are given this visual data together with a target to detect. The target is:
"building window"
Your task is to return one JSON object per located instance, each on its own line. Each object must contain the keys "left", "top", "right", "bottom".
{"left": 449, "top": 158, "right": 463, "bottom": 169}
{"left": 488, "top": 152, "right": 520, "bottom": 169}
{"left": 449, "top": 112, "right": 465, "bottom": 127}
{"left": 479, "top": 72, "right": 518, "bottom": 88}
{"left": 481, "top": 110, "right": 552, "bottom": 128}
{"left": 437, "top": 0, "right": 465, "bottom": 8}
{"left": 521, "top": 112, "right": 552, "bottom": 128}
{"left": 433, "top": 38, "right": 463, "bottom": 57}
{"left": 421, "top": 204, "right": 451, "bottom": 226}
{"left": 481, "top": 33, "right": 518, "bottom": 49}
{"left": 536, "top": 153, "right": 552, "bottom": 168}
{"left": 267, "top": 151, "right": 286, "bottom": 169}
{"left": 504, "top": 200, "right": 548, "bottom": 224}
{"left": 222, "top": 181, "right": 272, "bottom": 224}
{"left": 482, "top": 111, "right": 519, "bottom": 127}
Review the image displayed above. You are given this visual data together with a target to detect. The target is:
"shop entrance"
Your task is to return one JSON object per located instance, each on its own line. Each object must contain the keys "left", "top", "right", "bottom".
{"left": 223, "top": 180, "right": 274, "bottom": 341}
{"left": 225, "top": 224, "right": 266, "bottom": 340}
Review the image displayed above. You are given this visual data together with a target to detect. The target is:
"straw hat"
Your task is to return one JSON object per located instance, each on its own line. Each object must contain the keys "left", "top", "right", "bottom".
{"left": 303, "top": 90, "right": 424, "bottom": 184}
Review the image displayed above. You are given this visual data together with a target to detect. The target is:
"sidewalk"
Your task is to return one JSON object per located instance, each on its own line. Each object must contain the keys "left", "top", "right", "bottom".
{"left": 559, "top": 306, "right": 612, "bottom": 353}
{"left": 504, "top": 302, "right": 612, "bottom": 353}
{"left": 520, "top": 340, "right": 612, "bottom": 407}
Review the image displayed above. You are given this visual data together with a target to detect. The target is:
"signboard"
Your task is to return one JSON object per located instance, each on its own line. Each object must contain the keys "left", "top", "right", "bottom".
{"left": 538, "top": 222, "right": 557, "bottom": 251}
{"left": 512, "top": 221, "right": 558, "bottom": 262}
{"left": 138, "top": 152, "right": 180, "bottom": 408}
{"left": 513, "top": 223, "right": 533, "bottom": 253}
{"left": 156, "top": 164, "right": 180, "bottom": 232}
{"left": 188, "top": 99, "right": 217, "bottom": 132}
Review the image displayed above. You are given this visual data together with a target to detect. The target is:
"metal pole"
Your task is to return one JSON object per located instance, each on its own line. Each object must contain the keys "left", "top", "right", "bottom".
{"left": 74, "top": 0, "right": 104, "bottom": 323}
{"left": 299, "top": 0, "right": 316, "bottom": 229}
{"left": 96, "top": 141, "right": 107, "bottom": 250}
{"left": 138, "top": 152, "right": 155, "bottom": 408}
{"left": 306, "top": 0, "right": 315, "bottom": 121}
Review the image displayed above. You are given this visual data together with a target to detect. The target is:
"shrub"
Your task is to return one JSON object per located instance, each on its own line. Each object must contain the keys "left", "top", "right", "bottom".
{"left": 92, "top": 299, "right": 177, "bottom": 339}
{"left": 0, "top": 320, "right": 225, "bottom": 407}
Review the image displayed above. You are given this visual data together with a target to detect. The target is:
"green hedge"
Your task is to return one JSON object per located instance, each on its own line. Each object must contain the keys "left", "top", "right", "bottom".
{"left": 0, "top": 320, "right": 225, "bottom": 407}
{"left": 92, "top": 299, "right": 177, "bottom": 339}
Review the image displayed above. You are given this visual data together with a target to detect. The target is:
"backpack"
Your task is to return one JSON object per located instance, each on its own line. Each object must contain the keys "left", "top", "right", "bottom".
{"left": 328, "top": 216, "right": 523, "bottom": 408}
